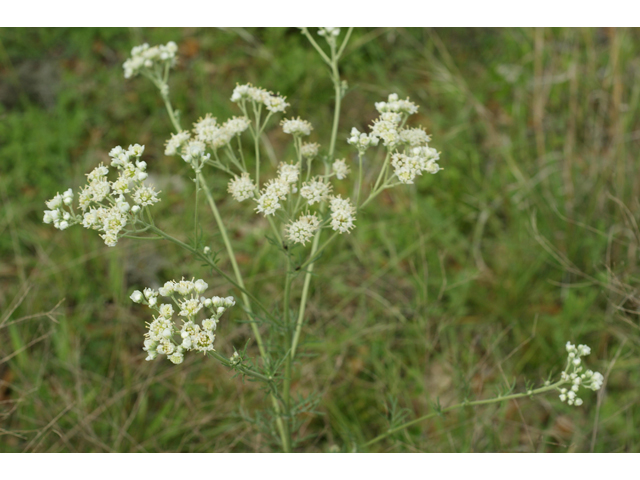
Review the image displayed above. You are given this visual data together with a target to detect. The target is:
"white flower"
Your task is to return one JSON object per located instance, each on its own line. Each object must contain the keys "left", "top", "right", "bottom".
{"left": 300, "top": 142, "right": 320, "bottom": 159}
{"left": 278, "top": 163, "right": 301, "bottom": 184}
{"left": 231, "top": 83, "right": 289, "bottom": 113}
{"left": 181, "top": 139, "right": 209, "bottom": 163}
{"left": 223, "top": 116, "right": 251, "bottom": 136}
{"left": 123, "top": 41, "right": 178, "bottom": 79}
{"left": 147, "top": 316, "right": 175, "bottom": 342}
{"left": 264, "top": 178, "right": 290, "bottom": 200}
{"left": 329, "top": 196, "right": 356, "bottom": 234}
{"left": 132, "top": 185, "right": 160, "bottom": 206}
{"left": 577, "top": 344, "right": 591, "bottom": 356}
{"left": 176, "top": 279, "right": 195, "bottom": 296}
{"left": 156, "top": 340, "right": 176, "bottom": 356}
{"left": 590, "top": 372, "right": 604, "bottom": 391}
{"left": 300, "top": 178, "right": 332, "bottom": 205}
{"left": 193, "top": 114, "right": 217, "bottom": 140}
{"left": 332, "top": 159, "right": 350, "bottom": 180}
{"left": 130, "top": 290, "right": 143, "bottom": 303}
{"left": 281, "top": 117, "right": 313, "bottom": 136}
{"left": 143, "top": 288, "right": 157, "bottom": 300}
{"left": 400, "top": 127, "right": 431, "bottom": 147}
{"left": 194, "top": 279, "right": 208, "bottom": 294}
{"left": 347, "top": 127, "right": 379, "bottom": 151}
{"left": 179, "top": 297, "right": 203, "bottom": 318}
{"left": 193, "top": 330, "right": 215, "bottom": 353}
{"left": 127, "top": 144, "right": 145, "bottom": 158}
{"left": 227, "top": 173, "right": 256, "bottom": 202}
{"left": 231, "top": 84, "right": 253, "bottom": 102}
{"left": 370, "top": 117, "right": 400, "bottom": 147}
{"left": 255, "top": 192, "right": 281, "bottom": 216}
{"left": 202, "top": 318, "right": 218, "bottom": 331}
{"left": 165, "top": 131, "right": 191, "bottom": 156}
{"left": 230, "top": 351, "right": 241, "bottom": 365}
{"left": 318, "top": 27, "right": 340, "bottom": 37}
{"left": 375, "top": 93, "right": 419, "bottom": 115}
{"left": 159, "top": 304, "right": 174, "bottom": 317}
{"left": 286, "top": 214, "right": 320, "bottom": 246}
{"left": 168, "top": 351, "right": 184, "bottom": 365}
{"left": 159, "top": 281, "right": 176, "bottom": 297}
{"left": 264, "top": 94, "right": 289, "bottom": 113}
{"left": 140, "top": 277, "right": 233, "bottom": 363}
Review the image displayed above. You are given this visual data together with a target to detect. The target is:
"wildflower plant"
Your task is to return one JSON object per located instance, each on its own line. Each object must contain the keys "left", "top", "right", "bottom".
{"left": 43, "top": 28, "right": 605, "bottom": 452}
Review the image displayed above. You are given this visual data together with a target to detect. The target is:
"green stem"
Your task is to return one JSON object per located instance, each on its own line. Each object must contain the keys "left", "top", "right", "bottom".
{"left": 291, "top": 230, "right": 321, "bottom": 359}
{"left": 363, "top": 381, "right": 564, "bottom": 448}
{"left": 373, "top": 151, "right": 391, "bottom": 193}
{"left": 196, "top": 171, "right": 267, "bottom": 357}
{"left": 197, "top": 172, "right": 292, "bottom": 452}
{"left": 328, "top": 44, "right": 341, "bottom": 160}
{"left": 356, "top": 152, "right": 364, "bottom": 206}
{"left": 145, "top": 221, "right": 290, "bottom": 450}
{"left": 300, "top": 28, "right": 332, "bottom": 67}
{"left": 208, "top": 351, "right": 272, "bottom": 384}
{"left": 282, "top": 255, "right": 294, "bottom": 452}
{"left": 289, "top": 28, "right": 350, "bottom": 365}
{"left": 336, "top": 27, "right": 354, "bottom": 60}
{"left": 161, "top": 91, "right": 181, "bottom": 132}
{"left": 152, "top": 70, "right": 290, "bottom": 453}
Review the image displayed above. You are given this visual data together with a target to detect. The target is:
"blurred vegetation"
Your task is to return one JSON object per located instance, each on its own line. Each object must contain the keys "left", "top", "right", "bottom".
{"left": 1, "top": 27, "right": 639, "bottom": 452}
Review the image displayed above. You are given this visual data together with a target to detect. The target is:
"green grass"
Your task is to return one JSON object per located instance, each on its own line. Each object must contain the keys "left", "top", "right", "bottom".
{"left": 1, "top": 27, "right": 639, "bottom": 452}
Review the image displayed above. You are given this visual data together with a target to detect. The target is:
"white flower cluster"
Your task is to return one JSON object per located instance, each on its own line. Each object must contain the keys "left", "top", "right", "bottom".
{"left": 43, "top": 145, "right": 160, "bottom": 247}
{"left": 123, "top": 42, "right": 178, "bottom": 79}
{"left": 252, "top": 163, "right": 303, "bottom": 216}
{"left": 255, "top": 178, "right": 289, "bottom": 216}
{"left": 375, "top": 93, "right": 419, "bottom": 116}
{"left": 282, "top": 117, "right": 313, "bottom": 137}
{"left": 181, "top": 139, "right": 209, "bottom": 165}
{"left": 300, "top": 142, "right": 320, "bottom": 159}
{"left": 332, "top": 159, "right": 350, "bottom": 180}
{"left": 231, "top": 83, "right": 289, "bottom": 113}
{"left": 348, "top": 93, "right": 441, "bottom": 184}
{"left": 285, "top": 214, "right": 320, "bottom": 246}
{"left": 318, "top": 27, "right": 340, "bottom": 37}
{"left": 43, "top": 189, "right": 74, "bottom": 230}
{"left": 278, "top": 162, "right": 301, "bottom": 185}
{"left": 347, "top": 127, "right": 379, "bottom": 152}
{"left": 228, "top": 173, "right": 256, "bottom": 202}
{"left": 164, "top": 114, "right": 253, "bottom": 166}
{"left": 329, "top": 195, "right": 356, "bottom": 234}
{"left": 300, "top": 178, "right": 332, "bottom": 205}
{"left": 558, "top": 342, "right": 604, "bottom": 407}
{"left": 130, "top": 278, "right": 235, "bottom": 364}
{"left": 391, "top": 147, "right": 441, "bottom": 184}
{"left": 165, "top": 130, "right": 191, "bottom": 156}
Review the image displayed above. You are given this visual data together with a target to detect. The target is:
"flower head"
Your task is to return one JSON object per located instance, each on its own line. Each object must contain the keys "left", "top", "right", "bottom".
{"left": 347, "top": 127, "right": 379, "bottom": 152}
{"left": 300, "top": 142, "right": 320, "bottom": 159}
{"left": 332, "top": 159, "right": 350, "bottom": 180}
{"left": 558, "top": 342, "right": 604, "bottom": 406}
{"left": 286, "top": 214, "right": 320, "bottom": 246}
{"left": 133, "top": 277, "right": 234, "bottom": 363}
{"left": 44, "top": 144, "right": 159, "bottom": 248}
{"left": 228, "top": 173, "right": 256, "bottom": 202}
{"left": 282, "top": 117, "right": 313, "bottom": 137}
{"left": 123, "top": 41, "right": 178, "bottom": 79}
{"left": 329, "top": 195, "right": 356, "bottom": 234}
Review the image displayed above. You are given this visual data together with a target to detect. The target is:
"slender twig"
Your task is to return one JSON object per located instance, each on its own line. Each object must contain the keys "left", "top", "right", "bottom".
{"left": 363, "top": 381, "right": 565, "bottom": 448}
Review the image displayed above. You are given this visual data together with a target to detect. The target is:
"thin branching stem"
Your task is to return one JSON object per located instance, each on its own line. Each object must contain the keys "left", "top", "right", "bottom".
{"left": 363, "top": 381, "right": 566, "bottom": 448}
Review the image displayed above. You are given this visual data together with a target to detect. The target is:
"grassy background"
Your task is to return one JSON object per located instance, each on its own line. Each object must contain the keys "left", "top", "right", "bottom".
{"left": 1, "top": 27, "right": 639, "bottom": 452}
